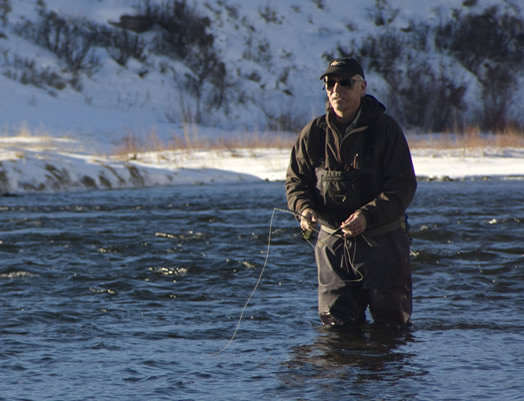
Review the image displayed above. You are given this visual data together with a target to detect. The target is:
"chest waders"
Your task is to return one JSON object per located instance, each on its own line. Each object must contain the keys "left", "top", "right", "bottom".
{"left": 312, "top": 127, "right": 412, "bottom": 327}
{"left": 315, "top": 225, "right": 412, "bottom": 327}
{"left": 313, "top": 123, "right": 376, "bottom": 218}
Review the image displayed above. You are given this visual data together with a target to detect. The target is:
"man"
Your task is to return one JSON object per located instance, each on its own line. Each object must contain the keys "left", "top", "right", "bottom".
{"left": 286, "top": 58, "right": 417, "bottom": 328}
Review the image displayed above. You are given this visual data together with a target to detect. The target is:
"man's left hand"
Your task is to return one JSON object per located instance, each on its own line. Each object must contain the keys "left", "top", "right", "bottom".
{"left": 340, "top": 210, "right": 367, "bottom": 237}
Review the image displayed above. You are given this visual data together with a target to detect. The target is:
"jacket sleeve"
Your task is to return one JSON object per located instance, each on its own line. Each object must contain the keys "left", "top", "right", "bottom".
{"left": 285, "top": 120, "right": 320, "bottom": 216}
{"left": 360, "top": 115, "right": 417, "bottom": 228}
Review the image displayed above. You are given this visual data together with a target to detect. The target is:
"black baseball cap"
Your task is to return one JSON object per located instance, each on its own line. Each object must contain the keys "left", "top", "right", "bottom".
{"left": 320, "top": 58, "right": 365, "bottom": 80}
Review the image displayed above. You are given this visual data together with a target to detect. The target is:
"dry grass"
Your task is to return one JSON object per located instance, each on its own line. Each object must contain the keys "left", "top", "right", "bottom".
{"left": 492, "top": 127, "right": 524, "bottom": 148}
{"left": 0, "top": 124, "right": 77, "bottom": 153}
{"left": 112, "top": 126, "right": 298, "bottom": 158}
{"left": 407, "top": 126, "right": 524, "bottom": 150}
{"left": 1, "top": 122, "right": 51, "bottom": 139}
{"left": 5, "top": 123, "right": 523, "bottom": 159}
{"left": 115, "top": 125, "right": 524, "bottom": 159}
{"left": 212, "top": 132, "right": 297, "bottom": 150}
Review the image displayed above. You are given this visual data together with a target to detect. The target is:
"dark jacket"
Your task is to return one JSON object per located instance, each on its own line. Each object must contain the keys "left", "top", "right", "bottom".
{"left": 285, "top": 95, "right": 417, "bottom": 230}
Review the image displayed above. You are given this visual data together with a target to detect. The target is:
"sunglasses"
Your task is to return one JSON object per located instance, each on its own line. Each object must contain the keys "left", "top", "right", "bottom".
{"left": 323, "top": 78, "right": 357, "bottom": 90}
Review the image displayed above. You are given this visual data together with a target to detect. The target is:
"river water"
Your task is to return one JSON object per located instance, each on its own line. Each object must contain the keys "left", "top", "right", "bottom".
{"left": 1, "top": 179, "right": 523, "bottom": 401}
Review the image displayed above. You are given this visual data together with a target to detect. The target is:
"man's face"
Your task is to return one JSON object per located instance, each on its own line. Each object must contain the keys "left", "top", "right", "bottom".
{"left": 324, "top": 75, "right": 366, "bottom": 118}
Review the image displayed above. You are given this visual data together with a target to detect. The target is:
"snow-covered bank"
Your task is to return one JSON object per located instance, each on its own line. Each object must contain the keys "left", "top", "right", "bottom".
{"left": 412, "top": 148, "right": 524, "bottom": 180}
{"left": 1, "top": 136, "right": 523, "bottom": 195}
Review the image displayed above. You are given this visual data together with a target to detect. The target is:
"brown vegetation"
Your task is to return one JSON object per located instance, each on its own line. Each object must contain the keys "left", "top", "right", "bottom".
{"left": 407, "top": 126, "right": 524, "bottom": 150}
{"left": 111, "top": 127, "right": 298, "bottom": 158}
{"left": 112, "top": 125, "right": 524, "bottom": 159}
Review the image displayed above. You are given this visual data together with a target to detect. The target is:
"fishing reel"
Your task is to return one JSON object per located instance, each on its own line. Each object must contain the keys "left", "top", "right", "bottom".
{"left": 302, "top": 229, "right": 314, "bottom": 241}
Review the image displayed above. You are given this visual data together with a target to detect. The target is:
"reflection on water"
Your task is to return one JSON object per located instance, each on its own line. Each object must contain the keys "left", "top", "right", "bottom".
{"left": 278, "top": 325, "right": 422, "bottom": 400}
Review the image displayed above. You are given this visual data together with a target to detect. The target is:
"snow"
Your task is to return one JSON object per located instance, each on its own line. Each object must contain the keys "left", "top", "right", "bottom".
{"left": 0, "top": 0, "right": 523, "bottom": 194}
{"left": 411, "top": 148, "right": 524, "bottom": 180}
{"left": 1, "top": 133, "right": 523, "bottom": 195}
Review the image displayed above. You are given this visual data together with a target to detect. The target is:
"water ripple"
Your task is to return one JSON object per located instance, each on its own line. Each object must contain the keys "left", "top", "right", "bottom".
{"left": 0, "top": 181, "right": 523, "bottom": 400}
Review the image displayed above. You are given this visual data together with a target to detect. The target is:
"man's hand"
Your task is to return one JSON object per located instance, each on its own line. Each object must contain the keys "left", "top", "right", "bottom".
{"left": 300, "top": 208, "right": 318, "bottom": 233}
{"left": 340, "top": 210, "right": 367, "bottom": 237}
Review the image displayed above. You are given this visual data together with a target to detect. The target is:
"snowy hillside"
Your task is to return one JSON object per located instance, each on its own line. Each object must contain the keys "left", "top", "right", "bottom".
{"left": 1, "top": 0, "right": 523, "bottom": 142}
{"left": 0, "top": 0, "right": 523, "bottom": 194}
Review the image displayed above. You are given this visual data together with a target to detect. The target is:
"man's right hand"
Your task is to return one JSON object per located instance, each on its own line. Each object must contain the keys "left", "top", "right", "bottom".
{"left": 300, "top": 208, "right": 319, "bottom": 233}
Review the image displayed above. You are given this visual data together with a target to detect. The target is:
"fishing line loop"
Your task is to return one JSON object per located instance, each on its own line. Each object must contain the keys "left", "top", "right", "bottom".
{"left": 209, "top": 207, "right": 307, "bottom": 355}
{"left": 209, "top": 207, "right": 363, "bottom": 355}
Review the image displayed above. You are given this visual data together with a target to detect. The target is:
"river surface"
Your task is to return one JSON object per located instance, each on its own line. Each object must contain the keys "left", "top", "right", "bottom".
{"left": 1, "top": 179, "right": 523, "bottom": 401}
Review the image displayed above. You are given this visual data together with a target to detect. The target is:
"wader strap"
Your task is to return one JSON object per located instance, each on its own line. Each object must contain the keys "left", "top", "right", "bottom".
{"left": 364, "top": 216, "right": 406, "bottom": 237}
{"left": 320, "top": 216, "right": 406, "bottom": 238}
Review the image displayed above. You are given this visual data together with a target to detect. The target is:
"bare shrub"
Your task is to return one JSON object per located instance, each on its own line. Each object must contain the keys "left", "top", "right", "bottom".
{"left": 242, "top": 36, "right": 272, "bottom": 68}
{"left": 477, "top": 62, "right": 515, "bottom": 131}
{"left": 386, "top": 61, "right": 467, "bottom": 131}
{"left": 0, "top": 0, "right": 11, "bottom": 26}
{"left": 165, "top": 90, "right": 199, "bottom": 125}
{"left": 336, "top": 5, "right": 524, "bottom": 132}
{"left": 354, "top": 30, "right": 406, "bottom": 83}
{"left": 367, "top": 0, "right": 400, "bottom": 27}
{"left": 1, "top": 52, "right": 71, "bottom": 92}
{"left": 133, "top": 0, "right": 230, "bottom": 122}
{"left": 258, "top": 5, "right": 283, "bottom": 24}
{"left": 435, "top": 6, "right": 524, "bottom": 130}
{"left": 435, "top": 6, "right": 524, "bottom": 73}
{"left": 256, "top": 97, "right": 312, "bottom": 133}
{"left": 343, "top": 25, "right": 467, "bottom": 131}
{"left": 15, "top": 8, "right": 100, "bottom": 75}
{"left": 94, "top": 24, "right": 146, "bottom": 67}
{"left": 312, "top": 0, "right": 325, "bottom": 10}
